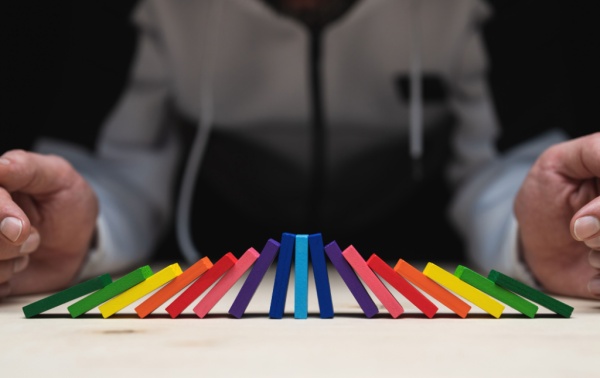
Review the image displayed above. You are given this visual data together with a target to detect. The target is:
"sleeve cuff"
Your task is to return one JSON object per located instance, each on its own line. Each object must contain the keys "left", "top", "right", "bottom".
{"left": 501, "top": 215, "right": 540, "bottom": 288}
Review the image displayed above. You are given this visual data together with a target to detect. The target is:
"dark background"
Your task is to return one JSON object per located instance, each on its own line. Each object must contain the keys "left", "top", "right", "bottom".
{"left": 3, "top": 0, "right": 597, "bottom": 260}
{"left": 4, "top": 0, "right": 596, "bottom": 153}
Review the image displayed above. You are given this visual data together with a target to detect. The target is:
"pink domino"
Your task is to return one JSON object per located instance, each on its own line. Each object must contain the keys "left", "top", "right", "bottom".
{"left": 193, "top": 248, "right": 260, "bottom": 318}
{"left": 342, "top": 245, "right": 404, "bottom": 318}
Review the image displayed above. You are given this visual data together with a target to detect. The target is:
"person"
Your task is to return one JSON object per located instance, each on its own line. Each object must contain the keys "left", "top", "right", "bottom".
{"left": 0, "top": 0, "right": 598, "bottom": 301}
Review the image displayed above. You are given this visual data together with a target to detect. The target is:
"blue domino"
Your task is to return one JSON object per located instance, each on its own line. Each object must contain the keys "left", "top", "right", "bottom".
{"left": 269, "top": 232, "right": 295, "bottom": 318}
{"left": 308, "top": 233, "right": 334, "bottom": 318}
{"left": 294, "top": 234, "right": 309, "bottom": 319}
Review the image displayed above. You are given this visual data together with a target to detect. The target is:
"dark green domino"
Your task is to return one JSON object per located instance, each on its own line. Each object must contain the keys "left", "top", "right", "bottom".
{"left": 22, "top": 274, "right": 113, "bottom": 318}
{"left": 67, "top": 266, "right": 153, "bottom": 318}
{"left": 488, "top": 269, "right": 574, "bottom": 318}
{"left": 454, "top": 266, "right": 538, "bottom": 318}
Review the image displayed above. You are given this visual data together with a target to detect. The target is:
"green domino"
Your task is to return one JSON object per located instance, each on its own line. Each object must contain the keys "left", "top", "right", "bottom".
{"left": 22, "top": 274, "right": 113, "bottom": 318}
{"left": 454, "top": 266, "right": 538, "bottom": 318}
{"left": 488, "top": 269, "right": 574, "bottom": 318}
{"left": 67, "top": 266, "right": 153, "bottom": 318}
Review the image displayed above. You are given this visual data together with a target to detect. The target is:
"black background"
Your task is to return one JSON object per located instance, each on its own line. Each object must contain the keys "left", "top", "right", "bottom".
{"left": 4, "top": 0, "right": 596, "bottom": 153}
{"left": 3, "top": 0, "right": 597, "bottom": 260}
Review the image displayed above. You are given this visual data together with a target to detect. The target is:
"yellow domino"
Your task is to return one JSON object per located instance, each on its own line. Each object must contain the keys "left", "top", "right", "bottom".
{"left": 99, "top": 263, "right": 183, "bottom": 318}
{"left": 423, "top": 263, "right": 505, "bottom": 318}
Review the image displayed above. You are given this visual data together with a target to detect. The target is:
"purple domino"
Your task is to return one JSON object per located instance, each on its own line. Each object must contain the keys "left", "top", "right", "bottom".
{"left": 228, "top": 238, "right": 281, "bottom": 318}
{"left": 324, "top": 241, "right": 379, "bottom": 318}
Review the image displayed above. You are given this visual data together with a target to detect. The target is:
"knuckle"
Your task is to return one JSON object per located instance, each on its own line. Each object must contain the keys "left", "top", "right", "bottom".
{"left": 0, "top": 282, "right": 10, "bottom": 297}
{"left": 0, "top": 259, "right": 14, "bottom": 283}
{"left": 13, "top": 255, "right": 29, "bottom": 273}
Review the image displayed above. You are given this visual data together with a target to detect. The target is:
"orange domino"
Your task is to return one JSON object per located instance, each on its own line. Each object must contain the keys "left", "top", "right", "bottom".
{"left": 394, "top": 259, "right": 471, "bottom": 318}
{"left": 193, "top": 248, "right": 260, "bottom": 318}
{"left": 135, "top": 257, "right": 213, "bottom": 318}
{"left": 342, "top": 245, "right": 404, "bottom": 318}
{"left": 166, "top": 253, "right": 237, "bottom": 318}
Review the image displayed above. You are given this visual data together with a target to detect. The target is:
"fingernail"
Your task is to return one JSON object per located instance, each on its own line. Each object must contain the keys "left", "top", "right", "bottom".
{"left": 0, "top": 217, "right": 23, "bottom": 242}
{"left": 0, "top": 158, "right": 10, "bottom": 165}
{"left": 574, "top": 216, "right": 600, "bottom": 240}
{"left": 586, "top": 236, "right": 600, "bottom": 249}
{"left": 590, "top": 250, "right": 600, "bottom": 269}
{"left": 13, "top": 255, "right": 29, "bottom": 273}
{"left": 588, "top": 276, "right": 600, "bottom": 297}
{"left": 20, "top": 232, "right": 40, "bottom": 254}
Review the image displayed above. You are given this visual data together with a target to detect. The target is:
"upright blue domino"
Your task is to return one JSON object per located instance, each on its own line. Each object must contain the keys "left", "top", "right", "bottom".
{"left": 269, "top": 232, "right": 295, "bottom": 318}
{"left": 294, "top": 234, "right": 309, "bottom": 319}
{"left": 308, "top": 233, "right": 334, "bottom": 318}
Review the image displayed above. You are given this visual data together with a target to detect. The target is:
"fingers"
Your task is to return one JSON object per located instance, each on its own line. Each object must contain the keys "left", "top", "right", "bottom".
{"left": 0, "top": 222, "right": 39, "bottom": 298}
{"left": 0, "top": 255, "right": 30, "bottom": 298}
{"left": 0, "top": 181, "right": 40, "bottom": 297}
{"left": 0, "top": 226, "right": 39, "bottom": 297}
{"left": 0, "top": 149, "right": 78, "bottom": 195}
{"left": 0, "top": 218, "right": 40, "bottom": 256}
{"left": 588, "top": 251, "right": 600, "bottom": 298}
{"left": 0, "top": 186, "right": 38, "bottom": 255}
{"left": 573, "top": 206, "right": 600, "bottom": 298}
{"left": 547, "top": 132, "right": 600, "bottom": 180}
{"left": 571, "top": 196, "right": 600, "bottom": 260}
{"left": 590, "top": 250, "right": 600, "bottom": 269}
{"left": 557, "top": 134, "right": 600, "bottom": 298}
{"left": 572, "top": 210, "right": 600, "bottom": 249}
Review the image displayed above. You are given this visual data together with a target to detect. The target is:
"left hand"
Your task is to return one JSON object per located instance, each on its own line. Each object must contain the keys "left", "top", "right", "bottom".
{"left": 0, "top": 150, "right": 98, "bottom": 297}
{"left": 515, "top": 132, "right": 600, "bottom": 299}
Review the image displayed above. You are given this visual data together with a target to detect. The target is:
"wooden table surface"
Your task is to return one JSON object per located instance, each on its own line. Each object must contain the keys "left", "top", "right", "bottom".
{"left": 1, "top": 261, "right": 598, "bottom": 377}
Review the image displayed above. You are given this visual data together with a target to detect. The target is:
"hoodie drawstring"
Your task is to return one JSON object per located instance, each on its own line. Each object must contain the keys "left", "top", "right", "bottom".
{"left": 409, "top": 0, "right": 423, "bottom": 179}
{"left": 176, "top": 0, "right": 223, "bottom": 264}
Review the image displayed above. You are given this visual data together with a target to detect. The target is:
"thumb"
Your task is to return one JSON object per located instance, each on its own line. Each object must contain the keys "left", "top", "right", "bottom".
{"left": 572, "top": 196, "right": 600, "bottom": 245}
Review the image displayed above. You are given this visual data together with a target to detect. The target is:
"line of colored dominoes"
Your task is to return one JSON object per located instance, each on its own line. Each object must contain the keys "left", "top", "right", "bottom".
{"left": 22, "top": 233, "right": 574, "bottom": 319}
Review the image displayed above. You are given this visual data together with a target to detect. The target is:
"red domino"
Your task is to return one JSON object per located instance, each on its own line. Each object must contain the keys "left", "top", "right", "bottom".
{"left": 367, "top": 254, "right": 438, "bottom": 318}
{"left": 342, "top": 245, "right": 404, "bottom": 318}
{"left": 193, "top": 248, "right": 260, "bottom": 318}
{"left": 165, "top": 253, "right": 237, "bottom": 318}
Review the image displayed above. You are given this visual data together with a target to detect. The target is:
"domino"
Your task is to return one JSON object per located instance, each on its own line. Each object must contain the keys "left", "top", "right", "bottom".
{"left": 193, "top": 248, "right": 260, "bottom": 318}
{"left": 324, "top": 241, "right": 378, "bottom": 318}
{"left": 488, "top": 270, "right": 573, "bottom": 318}
{"left": 367, "top": 254, "right": 438, "bottom": 318}
{"left": 454, "top": 266, "right": 538, "bottom": 318}
{"left": 394, "top": 259, "right": 471, "bottom": 318}
{"left": 135, "top": 257, "right": 213, "bottom": 318}
{"left": 423, "top": 263, "right": 504, "bottom": 318}
{"left": 99, "top": 263, "right": 183, "bottom": 318}
{"left": 22, "top": 274, "right": 112, "bottom": 318}
{"left": 269, "top": 232, "right": 295, "bottom": 319}
{"left": 294, "top": 234, "right": 309, "bottom": 319}
{"left": 23, "top": 230, "right": 576, "bottom": 322}
{"left": 308, "top": 233, "right": 334, "bottom": 318}
{"left": 342, "top": 246, "right": 403, "bottom": 318}
{"left": 68, "top": 266, "right": 153, "bottom": 318}
{"left": 166, "top": 253, "right": 237, "bottom": 318}
{"left": 229, "top": 239, "right": 280, "bottom": 318}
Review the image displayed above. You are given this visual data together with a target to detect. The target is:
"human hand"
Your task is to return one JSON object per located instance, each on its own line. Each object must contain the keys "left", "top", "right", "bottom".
{"left": 515, "top": 132, "right": 600, "bottom": 299}
{"left": 0, "top": 150, "right": 98, "bottom": 297}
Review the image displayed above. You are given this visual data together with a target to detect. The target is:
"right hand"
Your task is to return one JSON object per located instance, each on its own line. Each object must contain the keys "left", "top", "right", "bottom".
{"left": 515, "top": 133, "right": 600, "bottom": 299}
{"left": 0, "top": 149, "right": 99, "bottom": 297}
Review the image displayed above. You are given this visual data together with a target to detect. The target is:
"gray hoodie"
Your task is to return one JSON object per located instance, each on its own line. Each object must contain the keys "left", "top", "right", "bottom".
{"left": 36, "top": 0, "right": 565, "bottom": 283}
